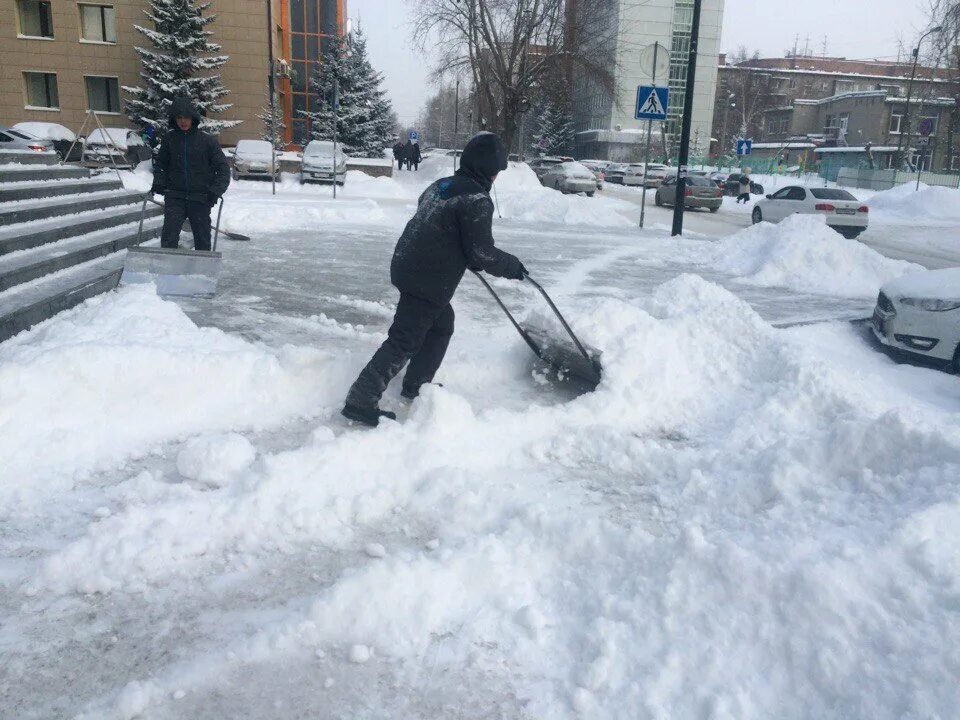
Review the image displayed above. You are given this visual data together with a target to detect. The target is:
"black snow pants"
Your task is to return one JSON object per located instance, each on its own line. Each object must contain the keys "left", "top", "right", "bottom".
{"left": 736, "top": 192, "right": 751, "bottom": 204}
{"left": 161, "top": 196, "right": 213, "bottom": 250}
{"left": 345, "top": 294, "right": 455, "bottom": 408}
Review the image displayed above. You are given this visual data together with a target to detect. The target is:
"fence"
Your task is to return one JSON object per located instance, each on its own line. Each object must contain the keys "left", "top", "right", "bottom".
{"left": 836, "top": 166, "right": 960, "bottom": 191}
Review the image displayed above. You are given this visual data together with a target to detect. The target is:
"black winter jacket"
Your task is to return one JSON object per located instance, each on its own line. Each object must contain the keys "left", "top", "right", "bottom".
{"left": 154, "top": 97, "right": 230, "bottom": 202}
{"left": 391, "top": 133, "right": 521, "bottom": 306}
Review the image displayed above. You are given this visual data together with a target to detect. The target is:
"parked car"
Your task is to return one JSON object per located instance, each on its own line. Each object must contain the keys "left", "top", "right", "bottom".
{"left": 871, "top": 268, "right": 960, "bottom": 371}
{"left": 604, "top": 163, "right": 628, "bottom": 184}
{"left": 300, "top": 140, "right": 346, "bottom": 185}
{"left": 723, "top": 172, "right": 764, "bottom": 196}
{"left": 654, "top": 175, "right": 723, "bottom": 212}
{"left": 82, "top": 128, "right": 149, "bottom": 168}
{"left": 752, "top": 186, "right": 868, "bottom": 238}
{"left": 624, "top": 163, "right": 669, "bottom": 188}
{"left": 707, "top": 171, "right": 729, "bottom": 189}
{"left": 0, "top": 125, "right": 53, "bottom": 154}
{"left": 11, "top": 121, "right": 81, "bottom": 161}
{"left": 528, "top": 156, "right": 564, "bottom": 182}
{"left": 232, "top": 139, "right": 279, "bottom": 180}
{"left": 540, "top": 161, "right": 598, "bottom": 196}
{"left": 579, "top": 160, "right": 608, "bottom": 190}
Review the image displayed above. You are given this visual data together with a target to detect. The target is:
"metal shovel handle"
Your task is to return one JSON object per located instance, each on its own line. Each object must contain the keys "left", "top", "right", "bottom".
{"left": 523, "top": 274, "right": 597, "bottom": 371}
{"left": 137, "top": 194, "right": 225, "bottom": 250}
{"left": 471, "top": 270, "right": 543, "bottom": 359}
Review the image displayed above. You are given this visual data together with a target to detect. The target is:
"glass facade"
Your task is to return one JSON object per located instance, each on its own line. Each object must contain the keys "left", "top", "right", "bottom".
{"left": 287, "top": 0, "right": 341, "bottom": 144}
{"left": 666, "top": 0, "right": 694, "bottom": 141}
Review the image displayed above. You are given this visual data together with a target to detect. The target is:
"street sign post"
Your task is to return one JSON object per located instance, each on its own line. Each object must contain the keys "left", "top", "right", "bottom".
{"left": 638, "top": 44, "right": 664, "bottom": 230}
{"left": 635, "top": 86, "right": 669, "bottom": 121}
{"left": 736, "top": 139, "right": 753, "bottom": 156}
{"left": 917, "top": 118, "right": 934, "bottom": 137}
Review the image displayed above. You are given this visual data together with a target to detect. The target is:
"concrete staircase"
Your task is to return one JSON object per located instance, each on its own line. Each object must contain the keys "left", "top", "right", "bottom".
{"left": 0, "top": 161, "right": 162, "bottom": 343}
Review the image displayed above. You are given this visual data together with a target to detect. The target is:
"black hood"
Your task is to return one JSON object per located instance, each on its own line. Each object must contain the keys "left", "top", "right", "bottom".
{"left": 168, "top": 96, "right": 202, "bottom": 130}
{"left": 456, "top": 132, "right": 508, "bottom": 191}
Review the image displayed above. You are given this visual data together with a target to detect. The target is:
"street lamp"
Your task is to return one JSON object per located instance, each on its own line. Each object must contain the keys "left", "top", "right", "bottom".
{"left": 896, "top": 25, "right": 943, "bottom": 168}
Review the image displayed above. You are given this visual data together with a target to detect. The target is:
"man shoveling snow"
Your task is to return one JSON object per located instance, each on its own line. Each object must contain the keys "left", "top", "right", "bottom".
{"left": 342, "top": 132, "right": 528, "bottom": 426}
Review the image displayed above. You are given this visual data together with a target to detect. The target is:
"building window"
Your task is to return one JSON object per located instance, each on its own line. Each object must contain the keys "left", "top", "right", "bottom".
{"left": 780, "top": 117, "right": 790, "bottom": 134}
{"left": 23, "top": 71, "right": 59, "bottom": 109}
{"left": 839, "top": 113, "right": 849, "bottom": 132}
{"left": 79, "top": 4, "right": 116, "bottom": 43}
{"left": 85, "top": 76, "right": 120, "bottom": 113}
{"left": 17, "top": 0, "right": 53, "bottom": 38}
{"left": 288, "top": 0, "right": 340, "bottom": 141}
{"left": 889, "top": 113, "right": 902, "bottom": 134}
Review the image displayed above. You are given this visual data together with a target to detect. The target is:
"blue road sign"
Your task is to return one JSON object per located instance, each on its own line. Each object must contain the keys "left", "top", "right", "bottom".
{"left": 409, "top": 130, "right": 421, "bottom": 142}
{"left": 917, "top": 118, "right": 935, "bottom": 137}
{"left": 635, "top": 86, "right": 669, "bottom": 121}
{"left": 737, "top": 139, "right": 753, "bottom": 156}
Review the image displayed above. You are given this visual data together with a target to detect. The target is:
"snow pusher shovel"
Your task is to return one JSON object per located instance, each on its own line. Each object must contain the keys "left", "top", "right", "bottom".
{"left": 121, "top": 195, "right": 225, "bottom": 298}
{"left": 472, "top": 270, "right": 602, "bottom": 390}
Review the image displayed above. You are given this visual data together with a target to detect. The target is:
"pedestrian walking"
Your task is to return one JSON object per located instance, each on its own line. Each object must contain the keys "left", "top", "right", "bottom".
{"left": 393, "top": 139, "right": 405, "bottom": 170}
{"left": 151, "top": 97, "right": 230, "bottom": 250}
{"left": 342, "top": 132, "right": 527, "bottom": 427}
{"left": 736, "top": 171, "right": 752, "bottom": 204}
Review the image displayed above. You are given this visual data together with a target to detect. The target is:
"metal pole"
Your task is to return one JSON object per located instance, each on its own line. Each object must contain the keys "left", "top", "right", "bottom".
{"left": 639, "top": 41, "right": 659, "bottom": 229}
{"left": 671, "top": 0, "right": 702, "bottom": 237}
{"left": 897, "top": 48, "right": 920, "bottom": 169}
{"left": 266, "top": 0, "right": 277, "bottom": 196}
{"left": 332, "top": 77, "right": 338, "bottom": 200}
{"left": 438, "top": 83, "right": 444, "bottom": 147}
{"left": 454, "top": 79, "right": 460, "bottom": 172}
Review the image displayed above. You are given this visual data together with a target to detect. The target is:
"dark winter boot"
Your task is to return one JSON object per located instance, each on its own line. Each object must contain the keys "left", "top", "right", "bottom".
{"left": 341, "top": 404, "right": 397, "bottom": 427}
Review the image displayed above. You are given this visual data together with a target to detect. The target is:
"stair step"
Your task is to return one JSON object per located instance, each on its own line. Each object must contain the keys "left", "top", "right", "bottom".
{"left": 0, "top": 190, "right": 146, "bottom": 227}
{"left": 0, "top": 255, "right": 125, "bottom": 343}
{"left": 0, "top": 218, "right": 163, "bottom": 293}
{"left": 0, "top": 203, "right": 163, "bottom": 255}
{"left": 0, "top": 150, "right": 60, "bottom": 166}
{"left": 0, "top": 177, "right": 122, "bottom": 203}
{"left": 0, "top": 165, "right": 92, "bottom": 183}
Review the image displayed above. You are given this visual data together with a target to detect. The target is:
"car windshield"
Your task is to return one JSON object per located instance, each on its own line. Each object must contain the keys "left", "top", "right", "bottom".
{"left": 810, "top": 188, "right": 857, "bottom": 201}
{"left": 561, "top": 162, "right": 594, "bottom": 178}
{"left": 237, "top": 140, "right": 272, "bottom": 156}
{"left": 7, "top": 130, "right": 33, "bottom": 140}
{"left": 686, "top": 176, "right": 715, "bottom": 187}
{"left": 305, "top": 142, "right": 344, "bottom": 160}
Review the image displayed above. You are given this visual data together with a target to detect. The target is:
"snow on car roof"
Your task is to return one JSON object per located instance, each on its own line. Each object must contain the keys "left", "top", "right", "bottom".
{"left": 11, "top": 122, "right": 76, "bottom": 142}
{"left": 86, "top": 128, "right": 136, "bottom": 149}
{"left": 881, "top": 268, "right": 960, "bottom": 300}
{"left": 236, "top": 139, "right": 273, "bottom": 154}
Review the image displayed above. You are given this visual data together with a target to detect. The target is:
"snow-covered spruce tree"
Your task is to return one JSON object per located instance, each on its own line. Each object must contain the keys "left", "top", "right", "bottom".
{"left": 530, "top": 101, "right": 573, "bottom": 156}
{"left": 302, "top": 26, "right": 394, "bottom": 157}
{"left": 256, "top": 94, "right": 287, "bottom": 150}
{"left": 124, "top": 0, "right": 240, "bottom": 134}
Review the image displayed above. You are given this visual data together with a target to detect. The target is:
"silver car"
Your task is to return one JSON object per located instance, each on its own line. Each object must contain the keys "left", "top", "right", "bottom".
{"left": 541, "top": 161, "right": 597, "bottom": 196}
{"left": 232, "top": 139, "right": 279, "bottom": 180}
{"left": 300, "top": 140, "right": 346, "bottom": 185}
{"left": 0, "top": 125, "right": 54, "bottom": 154}
{"left": 654, "top": 175, "right": 723, "bottom": 212}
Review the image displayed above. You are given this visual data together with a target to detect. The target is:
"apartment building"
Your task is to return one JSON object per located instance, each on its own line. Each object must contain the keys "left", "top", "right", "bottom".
{"left": 1, "top": 0, "right": 346, "bottom": 146}
{"left": 570, "top": 0, "right": 725, "bottom": 162}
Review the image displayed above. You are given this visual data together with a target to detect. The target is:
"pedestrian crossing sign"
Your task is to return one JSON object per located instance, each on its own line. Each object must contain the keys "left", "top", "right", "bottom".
{"left": 635, "top": 86, "right": 669, "bottom": 120}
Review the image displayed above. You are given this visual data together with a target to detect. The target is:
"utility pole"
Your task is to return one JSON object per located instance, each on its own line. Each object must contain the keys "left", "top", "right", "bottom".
{"left": 332, "top": 77, "right": 339, "bottom": 200}
{"left": 266, "top": 0, "right": 277, "bottom": 195}
{"left": 639, "top": 41, "right": 660, "bottom": 229}
{"left": 453, "top": 79, "right": 460, "bottom": 172}
{"left": 671, "top": 0, "right": 702, "bottom": 237}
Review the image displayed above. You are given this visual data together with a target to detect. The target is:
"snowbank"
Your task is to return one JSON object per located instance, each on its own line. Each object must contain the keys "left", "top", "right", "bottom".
{"left": 0, "top": 286, "right": 353, "bottom": 508}
{"left": 867, "top": 181, "right": 960, "bottom": 223}
{"left": 693, "top": 213, "right": 921, "bottom": 297}
{"left": 13, "top": 275, "right": 957, "bottom": 720}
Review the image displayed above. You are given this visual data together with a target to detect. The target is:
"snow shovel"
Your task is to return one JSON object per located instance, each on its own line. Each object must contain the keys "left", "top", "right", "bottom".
{"left": 472, "top": 270, "right": 602, "bottom": 390}
{"left": 121, "top": 195, "right": 226, "bottom": 298}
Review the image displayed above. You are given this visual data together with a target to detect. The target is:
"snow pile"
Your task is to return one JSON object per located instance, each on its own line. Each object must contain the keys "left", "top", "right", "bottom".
{"left": 697, "top": 213, "right": 921, "bottom": 297}
{"left": 493, "top": 161, "right": 634, "bottom": 227}
{"left": 24, "top": 274, "right": 960, "bottom": 719}
{"left": 0, "top": 285, "right": 351, "bottom": 508}
{"left": 867, "top": 181, "right": 960, "bottom": 223}
{"left": 176, "top": 433, "right": 256, "bottom": 486}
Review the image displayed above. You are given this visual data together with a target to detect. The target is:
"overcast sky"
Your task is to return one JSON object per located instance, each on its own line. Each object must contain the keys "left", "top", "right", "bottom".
{"left": 349, "top": 0, "right": 934, "bottom": 126}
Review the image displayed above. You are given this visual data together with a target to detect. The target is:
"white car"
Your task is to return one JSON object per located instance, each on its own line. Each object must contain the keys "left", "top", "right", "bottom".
{"left": 752, "top": 186, "right": 868, "bottom": 239}
{"left": 540, "top": 161, "right": 598, "bottom": 196}
{"left": 604, "top": 163, "right": 628, "bottom": 184}
{"left": 300, "top": 140, "right": 346, "bottom": 185}
{"left": 232, "top": 139, "right": 278, "bottom": 180}
{"left": 623, "top": 163, "right": 668, "bottom": 188}
{"left": 871, "top": 268, "right": 960, "bottom": 370}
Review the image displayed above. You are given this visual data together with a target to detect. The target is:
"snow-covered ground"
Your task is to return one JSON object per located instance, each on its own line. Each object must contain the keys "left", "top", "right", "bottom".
{"left": 3, "top": 155, "right": 960, "bottom": 719}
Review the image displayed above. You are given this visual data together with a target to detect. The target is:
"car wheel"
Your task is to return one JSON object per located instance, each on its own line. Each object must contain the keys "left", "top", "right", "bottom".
{"left": 231, "top": 168, "right": 239, "bottom": 180}
{"left": 953, "top": 344, "right": 960, "bottom": 374}
{"left": 709, "top": 206, "right": 719, "bottom": 213}
{"left": 752, "top": 207, "right": 763, "bottom": 224}
{"left": 299, "top": 177, "right": 306, "bottom": 185}
{"left": 586, "top": 191, "right": 595, "bottom": 198}
{"left": 654, "top": 193, "right": 663, "bottom": 206}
